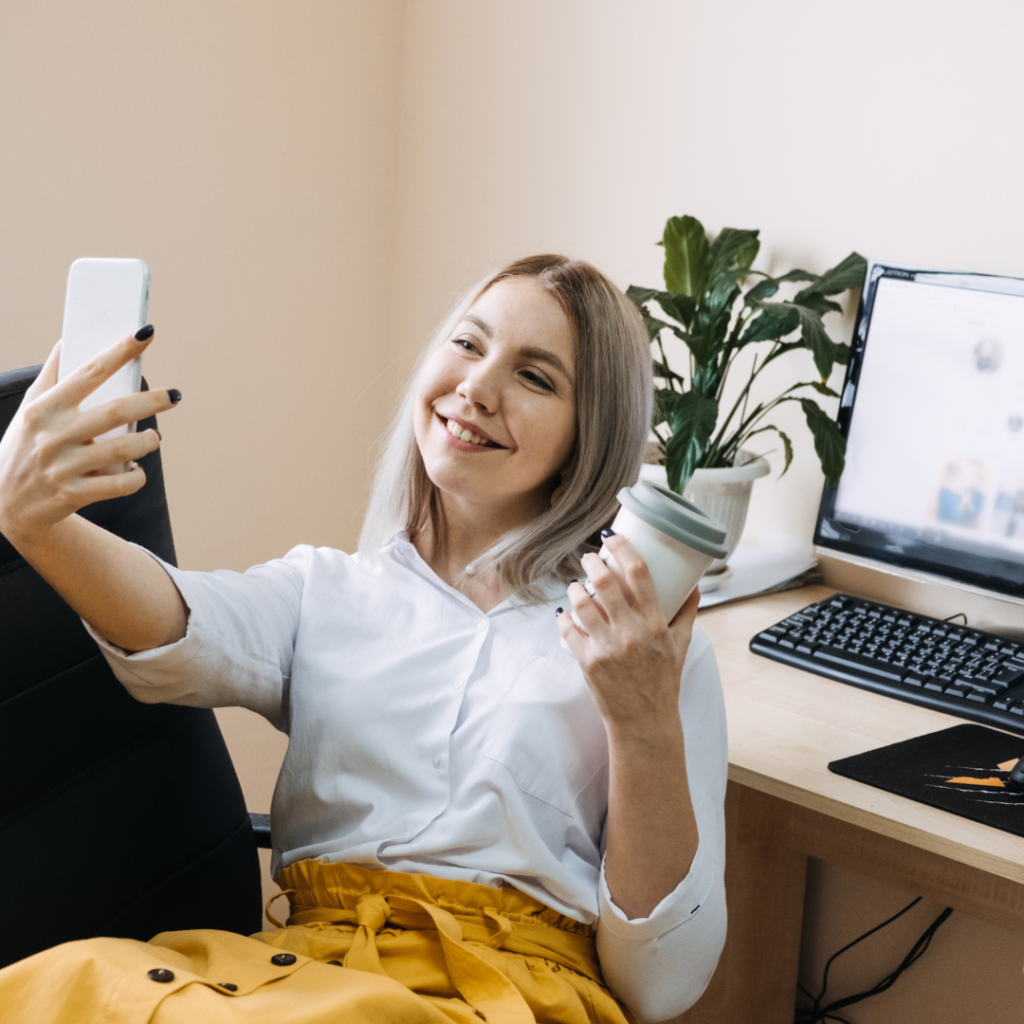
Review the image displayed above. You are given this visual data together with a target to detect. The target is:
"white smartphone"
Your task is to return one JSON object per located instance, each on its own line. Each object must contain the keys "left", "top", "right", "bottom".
{"left": 57, "top": 258, "right": 151, "bottom": 461}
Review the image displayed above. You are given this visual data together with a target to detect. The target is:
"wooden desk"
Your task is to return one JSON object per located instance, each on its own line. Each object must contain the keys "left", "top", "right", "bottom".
{"left": 679, "top": 585, "right": 1024, "bottom": 1023}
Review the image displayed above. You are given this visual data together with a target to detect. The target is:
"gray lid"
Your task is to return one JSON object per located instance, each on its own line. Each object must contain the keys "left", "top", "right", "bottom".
{"left": 617, "top": 481, "right": 729, "bottom": 559}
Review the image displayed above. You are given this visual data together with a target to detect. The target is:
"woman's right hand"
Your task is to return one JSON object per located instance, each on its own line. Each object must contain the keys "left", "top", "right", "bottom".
{"left": 0, "top": 329, "right": 178, "bottom": 548}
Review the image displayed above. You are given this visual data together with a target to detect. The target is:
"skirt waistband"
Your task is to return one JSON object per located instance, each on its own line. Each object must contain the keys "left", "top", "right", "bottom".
{"left": 275, "top": 859, "right": 603, "bottom": 985}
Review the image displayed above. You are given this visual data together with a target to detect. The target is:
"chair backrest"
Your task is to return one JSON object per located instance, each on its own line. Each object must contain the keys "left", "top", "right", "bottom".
{"left": 0, "top": 366, "right": 262, "bottom": 968}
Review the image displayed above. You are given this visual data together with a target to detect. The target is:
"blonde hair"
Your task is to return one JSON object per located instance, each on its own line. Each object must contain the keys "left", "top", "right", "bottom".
{"left": 359, "top": 255, "right": 652, "bottom": 603}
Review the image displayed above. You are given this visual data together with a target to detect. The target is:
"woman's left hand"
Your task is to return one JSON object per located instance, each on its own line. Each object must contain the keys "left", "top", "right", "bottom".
{"left": 556, "top": 532, "right": 700, "bottom": 735}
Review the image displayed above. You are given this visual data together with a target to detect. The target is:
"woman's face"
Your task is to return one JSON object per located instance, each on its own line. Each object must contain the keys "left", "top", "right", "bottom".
{"left": 414, "top": 276, "right": 577, "bottom": 520}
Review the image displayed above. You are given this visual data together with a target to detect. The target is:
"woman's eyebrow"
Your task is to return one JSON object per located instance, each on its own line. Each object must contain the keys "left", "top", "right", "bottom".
{"left": 463, "top": 314, "right": 493, "bottom": 337}
{"left": 519, "top": 346, "right": 573, "bottom": 384}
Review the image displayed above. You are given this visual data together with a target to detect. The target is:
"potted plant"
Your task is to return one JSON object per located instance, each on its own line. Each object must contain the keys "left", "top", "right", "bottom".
{"left": 627, "top": 215, "right": 866, "bottom": 573}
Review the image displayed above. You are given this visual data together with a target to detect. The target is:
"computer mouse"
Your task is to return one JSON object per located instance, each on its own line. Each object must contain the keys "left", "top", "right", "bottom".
{"left": 1007, "top": 757, "right": 1024, "bottom": 793}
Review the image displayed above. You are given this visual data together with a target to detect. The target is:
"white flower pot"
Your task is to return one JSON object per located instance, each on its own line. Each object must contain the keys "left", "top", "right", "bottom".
{"left": 639, "top": 450, "right": 770, "bottom": 575}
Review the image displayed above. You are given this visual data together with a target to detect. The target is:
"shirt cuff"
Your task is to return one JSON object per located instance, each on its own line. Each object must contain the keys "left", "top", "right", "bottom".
{"left": 597, "top": 837, "right": 717, "bottom": 941}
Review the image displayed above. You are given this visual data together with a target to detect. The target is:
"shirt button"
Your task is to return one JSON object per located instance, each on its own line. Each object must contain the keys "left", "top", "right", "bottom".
{"left": 148, "top": 968, "right": 175, "bottom": 983}
{"left": 476, "top": 620, "right": 488, "bottom": 632}
{"left": 271, "top": 953, "right": 297, "bottom": 966}
{"left": 432, "top": 755, "right": 443, "bottom": 770}
{"left": 454, "top": 676, "right": 467, "bottom": 689}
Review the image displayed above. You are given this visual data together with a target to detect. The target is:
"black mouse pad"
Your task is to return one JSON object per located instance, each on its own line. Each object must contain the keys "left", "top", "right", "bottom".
{"left": 828, "top": 724, "right": 1024, "bottom": 838}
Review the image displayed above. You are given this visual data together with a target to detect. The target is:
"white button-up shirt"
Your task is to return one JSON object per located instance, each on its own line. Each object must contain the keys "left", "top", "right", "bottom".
{"left": 90, "top": 534, "right": 728, "bottom": 1021}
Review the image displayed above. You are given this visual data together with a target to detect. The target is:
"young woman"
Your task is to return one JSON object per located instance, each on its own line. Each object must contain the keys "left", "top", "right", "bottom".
{"left": 0, "top": 256, "right": 727, "bottom": 1024}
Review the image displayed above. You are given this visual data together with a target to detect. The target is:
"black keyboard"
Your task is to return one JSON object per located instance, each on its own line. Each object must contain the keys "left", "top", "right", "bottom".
{"left": 750, "top": 594, "right": 1024, "bottom": 737}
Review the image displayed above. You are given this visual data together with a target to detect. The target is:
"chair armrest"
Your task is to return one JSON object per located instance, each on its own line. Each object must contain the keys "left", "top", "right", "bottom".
{"left": 249, "top": 812, "right": 272, "bottom": 849}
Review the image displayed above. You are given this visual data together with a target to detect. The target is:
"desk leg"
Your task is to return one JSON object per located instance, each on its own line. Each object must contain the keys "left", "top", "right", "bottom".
{"left": 676, "top": 782, "right": 808, "bottom": 1024}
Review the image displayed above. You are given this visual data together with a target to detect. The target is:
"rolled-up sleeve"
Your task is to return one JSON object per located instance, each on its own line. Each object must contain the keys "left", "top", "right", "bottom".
{"left": 595, "top": 626, "right": 729, "bottom": 1022}
{"left": 84, "top": 544, "right": 312, "bottom": 731}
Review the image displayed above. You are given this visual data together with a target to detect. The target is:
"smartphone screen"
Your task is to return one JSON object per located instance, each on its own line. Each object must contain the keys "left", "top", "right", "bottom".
{"left": 57, "top": 258, "right": 150, "bottom": 447}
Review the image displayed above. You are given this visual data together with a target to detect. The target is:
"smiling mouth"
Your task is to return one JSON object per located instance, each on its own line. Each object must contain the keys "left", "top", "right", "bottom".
{"left": 439, "top": 416, "right": 504, "bottom": 449}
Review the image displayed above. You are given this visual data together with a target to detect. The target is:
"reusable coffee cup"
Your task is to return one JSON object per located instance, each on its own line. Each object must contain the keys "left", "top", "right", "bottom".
{"left": 563, "top": 481, "right": 728, "bottom": 650}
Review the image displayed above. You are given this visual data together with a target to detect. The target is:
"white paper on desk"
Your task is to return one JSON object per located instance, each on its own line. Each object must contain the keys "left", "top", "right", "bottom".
{"left": 698, "top": 544, "right": 819, "bottom": 608}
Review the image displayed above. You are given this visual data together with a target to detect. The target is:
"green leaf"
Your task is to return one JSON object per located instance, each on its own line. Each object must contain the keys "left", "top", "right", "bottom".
{"left": 653, "top": 360, "right": 684, "bottom": 384}
{"left": 657, "top": 293, "right": 697, "bottom": 326}
{"left": 796, "top": 292, "right": 843, "bottom": 317}
{"left": 795, "top": 252, "right": 867, "bottom": 299}
{"left": 745, "top": 277, "right": 780, "bottom": 303}
{"left": 746, "top": 425, "right": 793, "bottom": 478}
{"left": 709, "top": 227, "right": 760, "bottom": 275}
{"left": 832, "top": 341, "right": 850, "bottom": 366}
{"left": 626, "top": 285, "right": 661, "bottom": 307}
{"left": 664, "top": 391, "right": 719, "bottom": 492}
{"left": 776, "top": 427, "right": 794, "bottom": 477}
{"left": 799, "top": 399, "right": 846, "bottom": 485}
{"left": 653, "top": 387, "right": 683, "bottom": 427}
{"left": 641, "top": 312, "right": 673, "bottom": 342}
{"left": 807, "top": 380, "right": 840, "bottom": 398}
{"left": 740, "top": 302, "right": 800, "bottom": 344}
{"left": 744, "top": 269, "right": 820, "bottom": 307}
{"left": 662, "top": 216, "right": 710, "bottom": 298}
{"left": 627, "top": 286, "right": 696, "bottom": 328}
{"left": 794, "top": 305, "right": 835, "bottom": 379}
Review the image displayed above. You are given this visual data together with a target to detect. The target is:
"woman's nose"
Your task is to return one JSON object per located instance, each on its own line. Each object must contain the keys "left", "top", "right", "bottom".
{"left": 456, "top": 363, "right": 499, "bottom": 411}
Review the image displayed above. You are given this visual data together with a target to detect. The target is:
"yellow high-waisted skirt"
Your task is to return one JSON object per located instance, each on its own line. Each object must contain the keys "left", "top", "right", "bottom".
{"left": 0, "top": 861, "right": 630, "bottom": 1024}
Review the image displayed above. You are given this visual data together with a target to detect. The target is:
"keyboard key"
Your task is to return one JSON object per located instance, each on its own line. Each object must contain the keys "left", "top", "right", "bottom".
{"left": 756, "top": 631, "right": 778, "bottom": 643}
{"left": 967, "top": 692, "right": 992, "bottom": 704}
{"left": 778, "top": 638, "right": 795, "bottom": 648}
{"left": 925, "top": 681, "right": 945, "bottom": 692}
{"left": 964, "top": 680, "right": 1000, "bottom": 695}
{"left": 994, "top": 664, "right": 1024, "bottom": 686}
{"left": 812, "top": 647, "right": 905, "bottom": 682}
{"left": 1012, "top": 705, "right": 1024, "bottom": 717}
{"left": 944, "top": 686, "right": 967, "bottom": 698}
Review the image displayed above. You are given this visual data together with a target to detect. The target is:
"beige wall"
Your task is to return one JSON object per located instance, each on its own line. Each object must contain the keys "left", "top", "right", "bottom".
{"left": 1, "top": 0, "right": 404, "bottom": 927}
{"left": 4, "top": 0, "right": 1023, "bottom": 1016}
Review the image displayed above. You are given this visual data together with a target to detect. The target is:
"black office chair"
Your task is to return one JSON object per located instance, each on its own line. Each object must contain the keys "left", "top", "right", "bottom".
{"left": 0, "top": 365, "right": 267, "bottom": 969}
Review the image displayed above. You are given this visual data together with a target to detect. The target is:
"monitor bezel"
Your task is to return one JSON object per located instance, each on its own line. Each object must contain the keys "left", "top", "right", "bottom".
{"left": 813, "top": 260, "right": 1024, "bottom": 602}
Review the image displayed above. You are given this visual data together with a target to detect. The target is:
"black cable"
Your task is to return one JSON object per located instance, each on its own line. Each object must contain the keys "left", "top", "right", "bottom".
{"left": 804, "top": 896, "right": 921, "bottom": 1016}
{"left": 943, "top": 611, "right": 968, "bottom": 625}
{"left": 795, "top": 899, "right": 954, "bottom": 1024}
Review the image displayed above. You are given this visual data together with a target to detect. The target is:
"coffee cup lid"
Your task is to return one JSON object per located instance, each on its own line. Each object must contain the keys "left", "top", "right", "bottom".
{"left": 617, "top": 481, "right": 728, "bottom": 558}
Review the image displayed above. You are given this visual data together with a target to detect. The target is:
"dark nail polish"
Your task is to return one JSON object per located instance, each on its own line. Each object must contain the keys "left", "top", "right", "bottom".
{"left": 569, "top": 579, "right": 579, "bottom": 585}
{"left": 168, "top": 389, "right": 182, "bottom": 404}
{"left": 155, "top": 429, "right": 162, "bottom": 441}
{"left": 600, "top": 528, "right": 616, "bottom": 538}
{"left": 135, "top": 324, "right": 154, "bottom": 341}
{"left": 555, "top": 607, "right": 563, "bottom": 616}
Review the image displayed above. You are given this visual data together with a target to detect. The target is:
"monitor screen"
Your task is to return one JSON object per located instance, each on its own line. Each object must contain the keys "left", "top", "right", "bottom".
{"left": 815, "top": 261, "right": 1024, "bottom": 599}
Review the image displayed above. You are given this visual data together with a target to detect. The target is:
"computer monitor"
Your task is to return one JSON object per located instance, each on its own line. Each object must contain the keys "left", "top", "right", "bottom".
{"left": 814, "top": 260, "right": 1024, "bottom": 600}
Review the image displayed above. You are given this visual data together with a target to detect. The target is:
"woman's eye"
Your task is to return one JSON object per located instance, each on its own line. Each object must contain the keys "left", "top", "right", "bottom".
{"left": 521, "top": 370, "right": 554, "bottom": 392}
{"left": 453, "top": 336, "right": 480, "bottom": 354}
